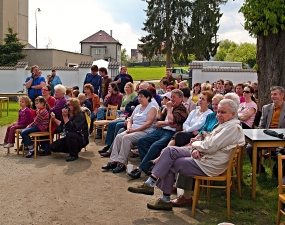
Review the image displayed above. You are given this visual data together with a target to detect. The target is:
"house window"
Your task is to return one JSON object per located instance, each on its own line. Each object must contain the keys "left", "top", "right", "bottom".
{"left": 94, "top": 49, "right": 101, "bottom": 55}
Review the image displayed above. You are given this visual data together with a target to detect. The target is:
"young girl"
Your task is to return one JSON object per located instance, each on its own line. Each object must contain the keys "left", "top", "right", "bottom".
{"left": 0, "top": 96, "right": 33, "bottom": 148}
{"left": 20, "top": 96, "right": 50, "bottom": 158}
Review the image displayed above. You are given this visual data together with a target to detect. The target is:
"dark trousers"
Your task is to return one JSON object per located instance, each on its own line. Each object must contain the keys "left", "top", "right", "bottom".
{"left": 49, "top": 132, "right": 85, "bottom": 157}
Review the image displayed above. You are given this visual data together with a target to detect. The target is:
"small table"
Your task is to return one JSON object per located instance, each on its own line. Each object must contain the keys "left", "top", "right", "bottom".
{"left": 0, "top": 93, "right": 27, "bottom": 97}
{"left": 244, "top": 129, "right": 285, "bottom": 199}
{"left": 0, "top": 97, "right": 9, "bottom": 117}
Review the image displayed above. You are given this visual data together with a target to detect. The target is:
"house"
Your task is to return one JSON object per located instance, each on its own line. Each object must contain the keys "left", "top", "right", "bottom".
{"left": 80, "top": 30, "right": 122, "bottom": 63}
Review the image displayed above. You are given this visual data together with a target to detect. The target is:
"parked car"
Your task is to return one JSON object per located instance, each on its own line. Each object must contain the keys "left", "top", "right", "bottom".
{"left": 171, "top": 68, "right": 189, "bottom": 80}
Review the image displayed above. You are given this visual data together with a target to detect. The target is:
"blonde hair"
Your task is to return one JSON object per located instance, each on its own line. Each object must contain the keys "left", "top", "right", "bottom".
{"left": 19, "top": 96, "right": 32, "bottom": 108}
{"left": 201, "top": 83, "right": 212, "bottom": 91}
{"left": 125, "top": 82, "right": 135, "bottom": 93}
{"left": 212, "top": 94, "right": 224, "bottom": 102}
{"left": 68, "top": 98, "right": 81, "bottom": 116}
{"left": 78, "top": 93, "right": 86, "bottom": 101}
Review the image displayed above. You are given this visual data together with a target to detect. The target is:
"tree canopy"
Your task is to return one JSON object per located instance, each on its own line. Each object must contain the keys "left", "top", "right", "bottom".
{"left": 0, "top": 27, "right": 26, "bottom": 66}
{"left": 139, "top": 0, "right": 226, "bottom": 67}
{"left": 240, "top": 0, "right": 285, "bottom": 106}
{"left": 215, "top": 39, "right": 257, "bottom": 68}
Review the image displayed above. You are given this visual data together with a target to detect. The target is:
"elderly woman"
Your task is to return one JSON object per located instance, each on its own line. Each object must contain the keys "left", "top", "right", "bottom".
{"left": 41, "top": 84, "right": 56, "bottom": 108}
{"left": 95, "top": 82, "right": 123, "bottom": 139}
{"left": 102, "top": 89, "right": 158, "bottom": 173}
{"left": 49, "top": 98, "right": 89, "bottom": 162}
{"left": 171, "top": 93, "right": 224, "bottom": 207}
{"left": 190, "top": 83, "right": 201, "bottom": 104}
{"left": 168, "top": 91, "right": 213, "bottom": 147}
{"left": 238, "top": 85, "right": 257, "bottom": 129}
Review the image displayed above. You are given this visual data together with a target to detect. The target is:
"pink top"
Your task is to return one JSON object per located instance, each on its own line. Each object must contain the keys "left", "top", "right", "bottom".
{"left": 238, "top": 101, "right": 258, "bottom": 128}
{"left": 239, "top": 96, "right": 246, "bottom": 103}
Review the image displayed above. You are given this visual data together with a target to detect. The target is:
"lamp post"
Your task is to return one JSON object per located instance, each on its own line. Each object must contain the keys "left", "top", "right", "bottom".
{"left": 35, "top": 8, "right": 41, "bottom": 48}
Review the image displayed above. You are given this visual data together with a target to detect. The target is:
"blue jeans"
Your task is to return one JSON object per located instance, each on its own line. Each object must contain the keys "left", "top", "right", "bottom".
{"left": 104, "top": 120, "right": 125, "bottom": 145}
{"left": 137, "top": 129, "right": 175, "bottom": 173}
{"left": 20, "top": 126, "right": 41, "bottom": 147}
{"left": 108, "top": 127, "right": 126, "bottom": 153}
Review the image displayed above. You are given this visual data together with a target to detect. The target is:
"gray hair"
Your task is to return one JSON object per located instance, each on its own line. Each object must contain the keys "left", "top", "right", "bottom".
{"left": 251, "top": 81, "right": 258, "bottom": 87}
{"left": 219, "top": 99, "right": 238, "bottom": 114}
{"left": 270, "top": 86, "right": 285, "bottom": 94}
{"left": 224, "top": 93, "right": 240, "bottom": 108}
{"left": 171, "top": 89, "right": 183, "bottom": 98}
{"left": 54, "top": 84, "right": 66, "bottom": 94}
{"left": 139, "top": 82, "right": 149, "bottom": 89}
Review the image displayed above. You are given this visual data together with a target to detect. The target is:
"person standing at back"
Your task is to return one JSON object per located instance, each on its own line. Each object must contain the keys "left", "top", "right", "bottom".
{"left": 83, "top": 65, "right": 102, "bottom": 97}
{"left": 25, "top": 65, "right": 46, "bottom": 109}
{"left": 114, "top": 66, "right": 133, "bottom": 93}
{"left": 47, "top": 69, "right": 62, "bottom": 96}
{"left": 99, "top": 67, "right": 112, "bottom": 100}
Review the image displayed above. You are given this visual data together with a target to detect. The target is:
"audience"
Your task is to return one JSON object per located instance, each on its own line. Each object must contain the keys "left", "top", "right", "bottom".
{"left": 235, "top": 83, "right": 246, "bottom": 103}
{"left": 190, "top": 83, "right": 201, "bottom": 104}
{"left": 42, "top": 84, "right": 56, "bottom": 108}
{"left": 180, "top": 87, "right": 196, "bottom": 114}
{"left": 99, "top": 67, "right": 112, "bottom": 100}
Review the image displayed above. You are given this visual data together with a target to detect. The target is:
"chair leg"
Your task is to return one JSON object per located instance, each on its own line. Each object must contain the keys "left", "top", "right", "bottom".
{"left": 227, "top": 178, "right": 231, "bottom": 219}
{"left": 34, "top": 138, "right": 37, "bottom": 159}
{"left": 206, "top": 180, "right": 210, "bottom": 201}
{"left": 22, "top": 144, "right": 25, "bottom": 157}
{"left": 93, "top": 125, "right": 96, "bottom": 142}
{"left": 191, "top": 179, "right": 200, "bottom": 217}
{"left": 7, "top": 147, "right": 10, "bottom": 154}
{"left": 101, "top": 127, "right": 105, "bottom": 144}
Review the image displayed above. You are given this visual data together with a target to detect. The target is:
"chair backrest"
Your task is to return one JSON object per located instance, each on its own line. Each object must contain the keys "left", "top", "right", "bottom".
{"left": 106, "top": 104, "right": 118, "bottom": 120}
{"left": 226, "top": 145, "right": 240, "bottom": 178}
{"left": 278, "top": 154, "right": 285, "bottom": 195}
{"left": 48, "top": 117, "right": 53, "bottom": 143}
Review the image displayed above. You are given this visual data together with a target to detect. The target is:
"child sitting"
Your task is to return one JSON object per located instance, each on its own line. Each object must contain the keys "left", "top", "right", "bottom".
{"left": 20, "top": 96, "right": 50, "bottom": 158}
{"left": 0, "top": 96, "right": 33, "bottom": 148}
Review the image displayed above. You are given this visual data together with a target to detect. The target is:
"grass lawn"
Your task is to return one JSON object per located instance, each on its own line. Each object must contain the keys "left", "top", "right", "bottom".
{"left": 0, "top": 102, "right": 281, "bottom": 224}
{"left": 0, "top": 101, "right": 18, "bottom": 127}
{"left": 128, "top": 67, "right": 188, "bottom": 81}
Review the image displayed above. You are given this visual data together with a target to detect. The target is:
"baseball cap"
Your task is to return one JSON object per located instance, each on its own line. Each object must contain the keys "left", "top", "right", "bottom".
{"left": 161, "top": 92, "right": 171, "bottom": 100}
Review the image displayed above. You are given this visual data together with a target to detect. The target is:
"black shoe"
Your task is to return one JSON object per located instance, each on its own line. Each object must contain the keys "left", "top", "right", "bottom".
{"left": 113, "top": 163, "right": 126, "bottom": 173}
{"left": 66, "top": 156, "right": 78, "bottom": 162}
{"left": 98, "top": 145, "right": 110, "bottom": 154}
{"left": 39, "top": 151, "right": 51, "bottom": 156}
{"left": 100, "top": 151, "right": 111, "bottom": 157}
{"left": 102, "top": 162, "right": 117, "bottom": 170}
{"left": 25, "top": 151, "right": 34, "bottom": 158}
{"left": 127, "top": 168, "right": 141, "bottom": 179}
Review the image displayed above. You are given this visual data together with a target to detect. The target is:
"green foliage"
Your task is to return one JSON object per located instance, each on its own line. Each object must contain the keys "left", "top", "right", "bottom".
{"left": 0, "top": 101, "right": 19, "bottom": 127}
{"left": 140, "top": 0, "right": 226, "bottom": 66}
{"left": 215, "top": 40, "right": 257, "bottom": 68}
{"left": 0, "top": 27, "right": 26, "bottom": 66}
{"left": 121, "top": 48, "right": 128, "bottom": 65}
{"left": 239, "top": 0, "right": 285, "bottom": 36}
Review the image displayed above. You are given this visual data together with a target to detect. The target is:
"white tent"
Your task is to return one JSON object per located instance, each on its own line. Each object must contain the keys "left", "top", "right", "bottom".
{"left": 92, "top": 59, "right": 109, "bottom": 70}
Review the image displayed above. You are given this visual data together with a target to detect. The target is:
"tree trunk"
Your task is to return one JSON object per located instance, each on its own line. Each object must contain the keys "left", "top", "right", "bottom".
{"left": 257, "top": 30, "right": 285, "bottom": 108}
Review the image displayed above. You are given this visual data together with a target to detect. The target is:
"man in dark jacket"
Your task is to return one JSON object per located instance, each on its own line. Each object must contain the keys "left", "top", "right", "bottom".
{"left": 83, "top": 65, "right": 102, "bottom": 97}
{"left": 114, "top": 66, "right": 133, "bottom": 93}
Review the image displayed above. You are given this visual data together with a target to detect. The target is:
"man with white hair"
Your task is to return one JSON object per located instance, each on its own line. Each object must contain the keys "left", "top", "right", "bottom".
{"left": 128, "top": 99, "right": 245, "bottom": 210}
{"left": 224, "top": 92, "right": 240, "bottom": 107}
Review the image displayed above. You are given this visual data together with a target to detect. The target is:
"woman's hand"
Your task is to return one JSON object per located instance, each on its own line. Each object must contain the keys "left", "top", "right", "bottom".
{"left": 126, "top": 128, "right": 134, "bottom": 134}
{"left": 62, "top": 108, "right": 69, "bottom": 117}
{"left": 50, "top": 112, "right": 55, "bottom": 120}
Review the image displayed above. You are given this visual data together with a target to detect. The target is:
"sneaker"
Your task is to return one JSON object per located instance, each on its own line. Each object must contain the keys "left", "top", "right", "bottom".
{"left": 0, "top": 142, "right": 7, "bottom": 146}
{"left": 4, "top": 143, "right": 14, "bottom": 148}
{"left": 128, "top": 183, "right": 154, "bottom": 195}
{"left": 147, "top": 198, "right": 172, "bottom": 211}
{"left": 26, "top": 151, "right": 34, "bottom": 158}
{"left": 98, "top": 145, "right": 110, "bottom": 154}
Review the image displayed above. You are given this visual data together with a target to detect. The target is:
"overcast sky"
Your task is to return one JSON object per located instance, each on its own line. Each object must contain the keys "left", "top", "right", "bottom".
{"left": 28, "top": 0, "right": 256, "bottom": 55}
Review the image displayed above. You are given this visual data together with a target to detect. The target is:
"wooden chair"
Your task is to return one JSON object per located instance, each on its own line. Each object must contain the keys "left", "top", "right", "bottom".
{"left": 93, "top": 105, "right": 117, "bottom": 143}
{"left": 232, "top": 145, "right": 243, "bottom": 197}
{"left": 276, "top": 154, "right": 285, "bottom": 225}
{"left": 191, "top": 145, "right": 241, "bottom": 220}
{"left": 15, "top": 129, "right": 22, "bottom": 155}
{"left": 26, "top": 118, "right": 53, "bottom": 158}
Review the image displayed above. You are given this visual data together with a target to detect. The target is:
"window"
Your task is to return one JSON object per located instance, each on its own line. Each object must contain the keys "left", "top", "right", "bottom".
{"left": 94, "top": 49, "right": 101, "bottom": 55}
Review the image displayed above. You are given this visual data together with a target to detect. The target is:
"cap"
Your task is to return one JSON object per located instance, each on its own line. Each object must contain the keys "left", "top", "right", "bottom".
{"left": 161, "top": 92, "right": 171, "bottom": 100}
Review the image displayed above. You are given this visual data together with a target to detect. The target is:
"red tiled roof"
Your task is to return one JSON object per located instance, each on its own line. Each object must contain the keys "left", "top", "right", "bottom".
{"left": 202, "top": 68, "right": 256, "bottom": 73}
{"left": 26, "top": 66, "right": 79, "bottom": 71}
{"left": 78, "top": 62, "right": 93, "bottom": 68}
{"left": 108, "top": 61, "right": 120, "bottom": 69}
{"left": 80, "top": 30, "right": 121, "bottom": 45}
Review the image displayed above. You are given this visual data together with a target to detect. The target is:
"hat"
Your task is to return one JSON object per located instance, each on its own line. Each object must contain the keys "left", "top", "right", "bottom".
{"left": 161, "top": 92, "right": 171, "bottom": 100}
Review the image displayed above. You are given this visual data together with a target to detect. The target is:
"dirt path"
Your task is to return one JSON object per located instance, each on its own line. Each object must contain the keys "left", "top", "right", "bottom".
{"left": 0, "top": 125, "right": 202, "bottom": 225}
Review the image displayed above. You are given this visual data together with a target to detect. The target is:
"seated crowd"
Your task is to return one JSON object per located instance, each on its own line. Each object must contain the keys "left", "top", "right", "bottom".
{"left": 3, "top": 65, "right": 284, "bottom": 213}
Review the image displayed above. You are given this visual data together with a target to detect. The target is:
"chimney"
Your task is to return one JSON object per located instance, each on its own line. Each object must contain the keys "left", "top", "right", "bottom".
{"left": 110, "top": 30, "right": 112, "bottom": 37}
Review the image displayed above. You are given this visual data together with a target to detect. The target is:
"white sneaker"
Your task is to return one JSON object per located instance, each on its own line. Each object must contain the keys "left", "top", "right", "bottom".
{"left": 0, "top": 142, "right": 7, "bottom": 146}
{"left": 4, "top": 143, "right": 14, "bottom": 148}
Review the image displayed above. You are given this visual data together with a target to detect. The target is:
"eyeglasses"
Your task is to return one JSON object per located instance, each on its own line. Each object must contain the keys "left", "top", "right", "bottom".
{"left": 243, "top": 91, "right": 251, "bottom": 94}
{"left": 41, "top": 89, "right": 49, "bottom": 91}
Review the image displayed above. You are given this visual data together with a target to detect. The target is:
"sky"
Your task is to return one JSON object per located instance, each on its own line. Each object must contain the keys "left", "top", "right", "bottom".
{"left": 28, "top": 0, "right": 256, "bottom": 56}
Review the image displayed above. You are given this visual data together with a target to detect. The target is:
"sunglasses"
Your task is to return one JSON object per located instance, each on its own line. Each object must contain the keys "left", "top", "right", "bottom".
{"left": 243, "top": 91, "right": 251, "bottom": 94}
